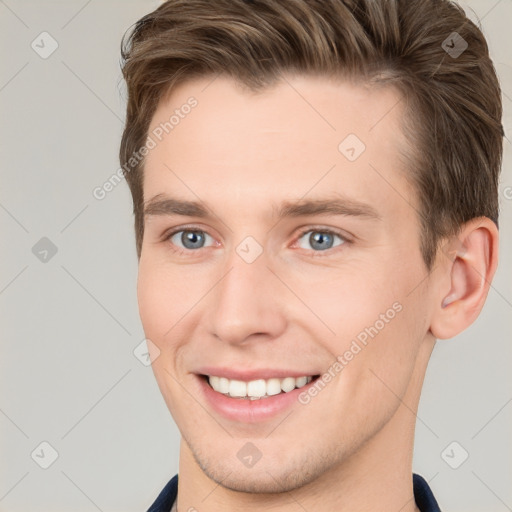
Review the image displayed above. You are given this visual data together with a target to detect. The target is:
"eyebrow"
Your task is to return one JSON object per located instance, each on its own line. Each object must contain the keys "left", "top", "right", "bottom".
{"left": 143, "top": 194, "right": 381, "bottom": 221}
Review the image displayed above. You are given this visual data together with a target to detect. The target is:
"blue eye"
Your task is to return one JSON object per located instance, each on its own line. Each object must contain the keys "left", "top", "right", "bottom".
{"left": 168, "top": 230, "right": 214, "bottom": 251}
{"left": 164, "top": 226, "right": 348, "bottom": 256}
{"left": 296, "top": 229, "right": 346, "bottom": 252}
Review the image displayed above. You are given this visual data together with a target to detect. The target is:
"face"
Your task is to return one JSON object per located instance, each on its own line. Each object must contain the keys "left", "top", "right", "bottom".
{"left": 138, "top": 74, "right": 435, "bottom": 493}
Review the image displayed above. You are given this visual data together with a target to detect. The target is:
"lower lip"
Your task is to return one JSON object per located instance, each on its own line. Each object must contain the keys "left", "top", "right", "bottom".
{"left": 196, "top": 375, "right": 319, "bottom": 423}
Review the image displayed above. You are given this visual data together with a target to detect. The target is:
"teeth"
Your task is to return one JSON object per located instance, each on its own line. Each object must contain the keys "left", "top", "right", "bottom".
{"left": 247, "top": 379, "right": 266, "bottom": 397}
{"left": 295, "top": 376, "right": 308, "bottom": 388}
{"left": 207, "top": 374, "right": 314, "bottom": 399}
{"left": 228, "top": 379, "right": 246, "bottom": 397}
{"left": 267, "top": 378, "right": 282, "bottom": 396}
{"left": 280, "top": 377, "right": 296, "bottom": 392}
{"left": 218, "top": 377, "right": 230, "bottom": 394}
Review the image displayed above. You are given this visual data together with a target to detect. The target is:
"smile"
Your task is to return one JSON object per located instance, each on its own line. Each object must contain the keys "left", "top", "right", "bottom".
{"left": 204, "top": 374, "right": 318, "bottom": 400}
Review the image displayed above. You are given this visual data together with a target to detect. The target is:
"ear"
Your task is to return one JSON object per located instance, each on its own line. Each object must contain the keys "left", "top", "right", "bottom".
{"left": 430, "top": 217, "right": 499, "bottom": 339}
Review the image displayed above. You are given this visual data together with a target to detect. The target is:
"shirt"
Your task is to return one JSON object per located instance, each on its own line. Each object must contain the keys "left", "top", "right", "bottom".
{"left": 147, "top": 473, "right": 441, "bottom": 511}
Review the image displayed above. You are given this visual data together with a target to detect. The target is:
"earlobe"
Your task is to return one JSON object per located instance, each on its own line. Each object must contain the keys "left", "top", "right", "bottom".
{"left": 430, "top": 217, "right": 499, "bottom": 339}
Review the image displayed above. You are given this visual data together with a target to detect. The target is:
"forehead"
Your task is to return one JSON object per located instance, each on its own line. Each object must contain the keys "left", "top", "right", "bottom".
{"left": 143, "top": 74, "right": 412, "bottom": 218}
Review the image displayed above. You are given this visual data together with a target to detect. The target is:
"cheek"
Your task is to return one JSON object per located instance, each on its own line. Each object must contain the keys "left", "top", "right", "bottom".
{"left": 348, "top": 299, "right": 424, "bottom": 438}
{"left": 303, "top": 259, "right": 426, "bottom": 392}
{"left": 281, "top": 260, "right": 403, "bottom": 342}
{"left": 136, "top": 257, "right": 196, "bottom": 415}
{"left": 137, "top": 257, "right": 189, "bottom": 344}
{"left": 137, "top": 261, "right": 165, "bottom": 338}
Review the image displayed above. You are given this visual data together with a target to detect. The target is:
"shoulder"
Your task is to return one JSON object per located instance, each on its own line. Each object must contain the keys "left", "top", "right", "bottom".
{"left": 413, "top": 473, "right": 441, "bottom": 512}
{"left": 147, "top": 474, "right": 178, "bottom": 512}
{"left": 146, "top": 473, "right": 440, "bottom": 511}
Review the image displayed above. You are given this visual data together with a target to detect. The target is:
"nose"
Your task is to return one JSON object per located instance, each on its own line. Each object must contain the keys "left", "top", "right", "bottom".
{"left": 207, "top": 245, "right": 287, "bottom": 346}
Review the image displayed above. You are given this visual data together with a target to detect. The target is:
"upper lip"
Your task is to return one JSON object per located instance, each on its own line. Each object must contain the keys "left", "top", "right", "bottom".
{"left": 195, "top": 367, "right": 320, "bottom": 381}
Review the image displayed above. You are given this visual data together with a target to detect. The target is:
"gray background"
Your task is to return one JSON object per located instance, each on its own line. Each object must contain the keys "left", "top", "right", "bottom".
{"left": 1, "top": 1, "right": 511, "bottom": 511}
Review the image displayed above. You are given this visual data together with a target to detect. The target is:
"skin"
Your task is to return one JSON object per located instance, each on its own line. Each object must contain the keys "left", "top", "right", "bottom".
{"left": 137, "top": 74, "right": 498, "bottom": 512}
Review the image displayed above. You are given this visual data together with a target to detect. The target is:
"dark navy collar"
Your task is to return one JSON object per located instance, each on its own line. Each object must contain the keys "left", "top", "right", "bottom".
{"left": 147, "top": 474, "right": 177, "bottom": 512}
{"left": 147, "top": 473, "right": 441, "bottom": 511}
{"left": 413, "top": 473, "right": 442, "bottom": 511}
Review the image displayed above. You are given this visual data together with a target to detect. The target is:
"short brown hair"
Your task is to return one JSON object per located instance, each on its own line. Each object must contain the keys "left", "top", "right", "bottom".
{"left": 119, "top": 0, "right": 504, "bottom": 268}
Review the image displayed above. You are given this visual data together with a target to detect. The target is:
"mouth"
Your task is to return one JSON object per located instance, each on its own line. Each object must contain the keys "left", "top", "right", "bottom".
{"left": 199, "top": 374, "right": 321, "bottom": 400}
{"left": 195, "top": 371, "right": 323, "bottom": 423}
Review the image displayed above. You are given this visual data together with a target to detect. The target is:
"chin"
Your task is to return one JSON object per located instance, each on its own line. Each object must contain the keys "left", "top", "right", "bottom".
{"left": 202, "top": 465, "right": 315, "bottom": 494}
{"left": 188, "top": 438, "right": 339, "bottom": 495}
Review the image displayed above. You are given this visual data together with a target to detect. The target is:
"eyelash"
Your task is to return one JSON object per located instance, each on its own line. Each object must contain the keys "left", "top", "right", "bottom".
{"left": 162, "top": 225, "right": 350, "bottom": 257}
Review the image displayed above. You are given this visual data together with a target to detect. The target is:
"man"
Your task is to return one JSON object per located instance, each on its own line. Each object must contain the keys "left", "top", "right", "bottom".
{"left": 119, "top": 0, "right": 503, "bottom": 510}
